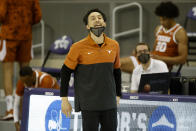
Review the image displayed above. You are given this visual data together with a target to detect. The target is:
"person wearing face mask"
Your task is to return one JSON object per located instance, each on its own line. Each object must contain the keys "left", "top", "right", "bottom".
{"left": 130, "top": 43, "right": 169, "bottom": 93}
{"left": 13, "top": 66, "right": 59, "bottom": 131}
{"left": 60, "top": 8, "right": 121, "bottom": 131}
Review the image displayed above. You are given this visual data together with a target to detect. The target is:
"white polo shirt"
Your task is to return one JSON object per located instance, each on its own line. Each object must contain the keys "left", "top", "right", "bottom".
{"left": 131, "top": 58, "right": 169, "bottom": 92}
{"left": 130, "top": 56, "right": 139, "bottom": 68}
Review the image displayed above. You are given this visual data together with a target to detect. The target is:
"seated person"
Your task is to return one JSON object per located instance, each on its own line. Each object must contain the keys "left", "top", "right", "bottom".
{"left": 130, "top": 42, "right": 168, "bottom": 93}
{"left": 14, "top": 66, "right": 59, "bottom": 131}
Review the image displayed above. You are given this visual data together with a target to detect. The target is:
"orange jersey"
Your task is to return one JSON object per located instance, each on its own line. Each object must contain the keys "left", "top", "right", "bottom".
{"left": 152, "top": 24, "right": 182, "bottom": 57}
{"left": 16, "top": 71, "right": 59, "bottom": 96}
{"left": 0, "top": 0, "right": 42, "bottom": 40}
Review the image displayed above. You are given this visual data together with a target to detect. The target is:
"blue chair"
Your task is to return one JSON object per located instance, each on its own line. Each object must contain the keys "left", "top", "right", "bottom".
{"left": 41, "top": 35, "right": 73, "bottom": 80}
{"left": 184, "top": 6, "right": 196, "bottom": 65}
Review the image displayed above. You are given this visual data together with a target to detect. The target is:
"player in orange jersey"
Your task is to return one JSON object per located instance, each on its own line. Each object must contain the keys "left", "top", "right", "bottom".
{"left": 151, "top": 1, "right": 188, "bottom": 71}
{"left": 14, "top": 66, "right": 59, "bottom": 131}
{"left": 0, "top": 0, "right": 42, "bottom": 121}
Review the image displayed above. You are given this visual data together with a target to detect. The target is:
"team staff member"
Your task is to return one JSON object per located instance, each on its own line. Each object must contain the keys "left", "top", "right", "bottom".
{"left": 60, "top": 8, "right": 122, "bottom": 131}
{"left": 14, "top": 66, "right": 59, "bottom": 131}
{"left": 131, "top": 43, "right": 168, "bottom": 93}
{"left": 151, "top": 1, "right": 188, "bottom": 71}
{"left": 0, "top": 0, "right": 42, "bottom": 120}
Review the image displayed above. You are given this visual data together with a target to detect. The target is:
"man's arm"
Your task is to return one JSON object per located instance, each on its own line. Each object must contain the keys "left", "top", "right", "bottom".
{"left": 60, "top": 64, "right": 73, "bottom": 117}
{"left": 113, "top": 68, "right": 122, "bottom": 105}
{"left": 32, "top": 0, "right": 42, "bottom": 25}
{"left": 152, "top": 28, "right": 188, "bottom": 65}
{"left": 120, "top": 57, "right": 135, "bottom": 73}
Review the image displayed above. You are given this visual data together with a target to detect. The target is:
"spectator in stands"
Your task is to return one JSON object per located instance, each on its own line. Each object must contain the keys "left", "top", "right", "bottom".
{"left": 151, "top": 1, "right": 188, "bottom": 71}
{"left": 0, "top": 0, "right": 42, "bottom": 120}
{"left": 14, "top": 66, "right": 59, "bottom": 131}
{"left": 130, "top": 42, "right": 168, "bottom": 93}
{"left": 60, "top": 8, "right": 121, "bottom": 131}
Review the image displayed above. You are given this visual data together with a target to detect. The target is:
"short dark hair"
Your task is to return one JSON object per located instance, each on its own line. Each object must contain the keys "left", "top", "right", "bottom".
{"left": 19, "top": 66, "right": 33, "bottom": 77}
{"left": 135, "top": 42, "right": 150, "bottom": 53}
{"left": 83, "top": 8, "right": 107, "bottom": 25}
{"left": 155, "top": 1, "right": 179, "bottom": 18}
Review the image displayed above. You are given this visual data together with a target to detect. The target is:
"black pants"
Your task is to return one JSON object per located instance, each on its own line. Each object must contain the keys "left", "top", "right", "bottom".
{"left": 81, "top": 108, "right": 117, "bottom": 131}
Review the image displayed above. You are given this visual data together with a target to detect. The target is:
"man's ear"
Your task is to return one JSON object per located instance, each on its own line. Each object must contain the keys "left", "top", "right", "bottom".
{"left": 86, "top": 25, "right": 90, "bottom": 30}
{"left": 103, "top": 22, "right": 106, "bottom": 27}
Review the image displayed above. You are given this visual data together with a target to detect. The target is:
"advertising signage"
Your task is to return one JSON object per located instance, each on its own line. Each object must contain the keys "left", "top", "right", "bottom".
{"left": 21, "top": 88, "right": 196, "bottom": 131}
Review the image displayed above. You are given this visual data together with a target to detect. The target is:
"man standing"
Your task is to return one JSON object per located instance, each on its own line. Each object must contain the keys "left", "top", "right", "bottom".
{"left": 60, "top": 8, "right": 122, "bottom": 131}
{"left": 151, "top": 1, "right": 188, "bottom": 71}
{"left": 0, "top": 0, "right": 42, "bottom": 120}
{"left": 130, "top": 43, "right": 168, "bottom": 93}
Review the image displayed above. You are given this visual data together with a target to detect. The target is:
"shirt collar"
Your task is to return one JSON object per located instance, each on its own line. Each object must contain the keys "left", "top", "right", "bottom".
{"left": 87, "top": 33, "right": 108, "bottom": 47}
{"left": 141, "top": 58, "right": 153, "bottom": 73}
{"left": 162, "top": 23, "right": 179, "bottom": 33}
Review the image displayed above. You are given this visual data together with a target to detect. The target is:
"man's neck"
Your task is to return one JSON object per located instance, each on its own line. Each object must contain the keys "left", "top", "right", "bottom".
{"left": 142, "top": 59, "right": 151, "bottom": 71}
{"left": 166, "top": 20, "right": 176, "bottom": 30}
{"left": 90, "top": 32, "right": 104, "bottom": 44}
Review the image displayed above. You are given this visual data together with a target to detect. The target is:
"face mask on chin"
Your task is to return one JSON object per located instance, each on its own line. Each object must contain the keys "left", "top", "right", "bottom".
{"left": 138, "top": 53, "right": 150, "bottom": 64}
{"left": 90, "top": 26, "right": 105, "bottom": 37}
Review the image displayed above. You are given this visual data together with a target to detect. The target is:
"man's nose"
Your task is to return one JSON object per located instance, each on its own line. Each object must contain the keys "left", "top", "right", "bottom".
{"left": 95, "top": 17, "right": 100, "bottom": 22}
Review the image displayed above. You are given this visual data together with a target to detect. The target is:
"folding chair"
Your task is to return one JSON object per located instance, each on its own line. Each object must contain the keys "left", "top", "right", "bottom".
{"left": 184, "top": 6, "right": 196, "bottom": 65}
{"left": 41, "top": 35, "right": 73, "bottom": 80}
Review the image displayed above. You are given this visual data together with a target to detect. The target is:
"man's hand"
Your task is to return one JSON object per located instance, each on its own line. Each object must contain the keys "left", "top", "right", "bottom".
{"left": 116, "top": 96, "right": 120, "bottom": 105}
{"left": 61, "top": 97, "right": 72, "bottom": 117}
{"left": 15, "top": 121, "right": 20, "bottom": 131}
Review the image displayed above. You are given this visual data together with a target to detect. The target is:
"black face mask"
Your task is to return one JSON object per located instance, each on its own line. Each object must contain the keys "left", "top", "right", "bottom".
{"left": 90, "top": 26, "right": 105, "bottom": 37}
{"left": 138, "top": 53, "right": 150, "bottom": 64}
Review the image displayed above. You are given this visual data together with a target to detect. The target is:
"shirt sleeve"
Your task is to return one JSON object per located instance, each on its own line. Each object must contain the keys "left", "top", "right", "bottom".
{"left": 60, "top": 64, "right": 73, "bottom": 97}
{"left": 64, "top": 44, "right": 80, "bottom": 70}
{"left": 130, "top": 69, "right": 139, "bottom": 92}
{"left": 113, "top": 68, "right": 122, "bottom": 97}
{"left": 16, "top": 80, "right": 25, "bottom": 96}
{"left": 0, "top": 0, "right": 7, "bottom": 22}
{"left": 161, "top": 61, "right": 169, "bottom": 72}
{"left": 114, "top": 42, "right": 121, "bottom": 69}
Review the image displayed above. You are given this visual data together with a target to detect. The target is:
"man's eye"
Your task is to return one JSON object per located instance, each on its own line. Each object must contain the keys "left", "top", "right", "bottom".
{"left": 91, "top": 18, "right": 95, "bottom": 21}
